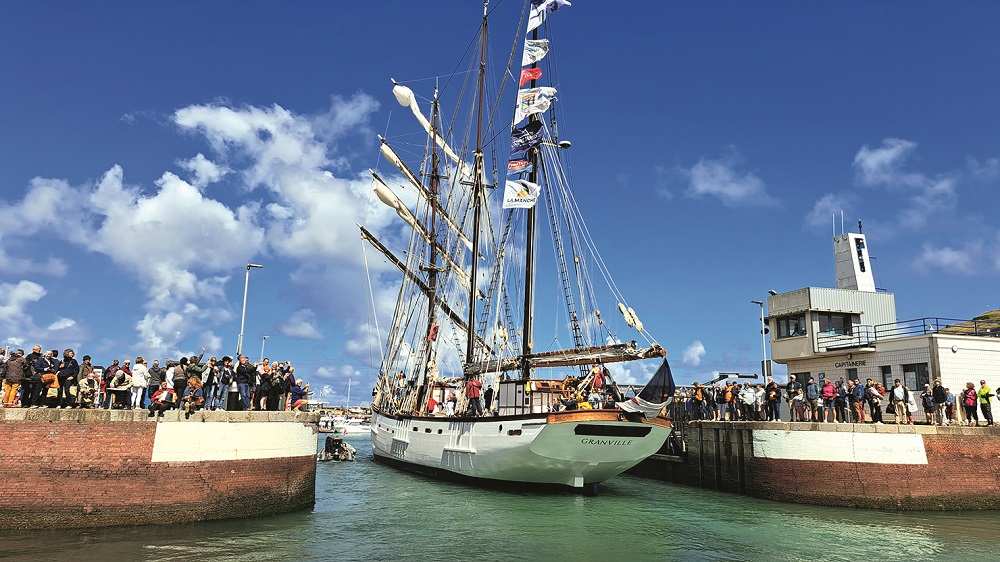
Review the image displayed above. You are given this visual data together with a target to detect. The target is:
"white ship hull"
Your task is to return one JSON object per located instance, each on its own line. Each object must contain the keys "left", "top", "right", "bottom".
{"left": 370, "top": 409, "right": 669, "bottom": 488}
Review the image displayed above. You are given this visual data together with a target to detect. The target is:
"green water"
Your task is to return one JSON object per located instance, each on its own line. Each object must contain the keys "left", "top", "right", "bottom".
{"left": 4, "top": 437, "right": 998, "bottom": 561}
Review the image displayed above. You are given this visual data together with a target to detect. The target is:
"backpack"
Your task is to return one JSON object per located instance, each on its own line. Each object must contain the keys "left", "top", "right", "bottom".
{"left": 104, "top": 365, "right": 118, "bottom": 384}
{"left": 218, "top": 367, "right": 233, "bottom": 387}
{"left": 963, "top": 390, "right": 976, "bottom": 407}
{"left": 855, "top": 385, "right": 865, "bottom": 401}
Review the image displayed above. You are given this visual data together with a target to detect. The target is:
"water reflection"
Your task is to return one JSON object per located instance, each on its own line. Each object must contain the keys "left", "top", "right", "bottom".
{"left": 3, "top": 437, "right": 996, "bottom": 561}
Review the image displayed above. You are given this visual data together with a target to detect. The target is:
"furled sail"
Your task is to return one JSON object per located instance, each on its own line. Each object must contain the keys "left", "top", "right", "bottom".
{"left": 369, "top": 176, "right": 475, "bottom": 293}
{"left": 358, "top": 225, "right": 493, "bottom": 356}
{"left": 463, "top": 341, "right": 665, "bottom": 376}
{"left": 370, "top": 168, "right": 472, "bottom": 250}
{"left": 391, "top": 81, "right": 474, "bottom": 182}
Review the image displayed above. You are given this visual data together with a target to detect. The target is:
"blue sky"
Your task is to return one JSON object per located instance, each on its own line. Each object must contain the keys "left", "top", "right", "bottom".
{"left": 2, "top": 1, "right": 998, "bottom": 401}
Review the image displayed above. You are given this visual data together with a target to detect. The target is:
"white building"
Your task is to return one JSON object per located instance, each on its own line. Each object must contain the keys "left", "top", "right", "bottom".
{"left": 767, "top": 231, "right": 1000, "bottom": 397}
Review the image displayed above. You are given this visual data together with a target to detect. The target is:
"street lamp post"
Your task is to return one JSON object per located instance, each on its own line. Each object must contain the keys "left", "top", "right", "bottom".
{"left": 260, "top": 335, "right": 271, "bottom": 363}
{"left": 751, "top": 300, "right": 768, "bottom": 380}
{"left": 237, "top": 263, "right": 264, "bottom": 358}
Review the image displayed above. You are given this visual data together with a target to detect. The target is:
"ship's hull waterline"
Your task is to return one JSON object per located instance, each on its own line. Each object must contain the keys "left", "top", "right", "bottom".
{"left": 371, "top": 409, "right": 670, "bottom": 488}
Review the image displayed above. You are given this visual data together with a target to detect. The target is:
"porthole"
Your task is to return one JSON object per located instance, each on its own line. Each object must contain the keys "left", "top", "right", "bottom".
{"left": 425, "top": 428, "right": 431, "bottom": 433}
{"left": 437, "top": 429, "right": 443, "bottom": 434}
{"left": 413, "top": 426, "right": 418, "bottom": 431}
{"left": 498, "top": 424, "right": 503, "bottom": 433}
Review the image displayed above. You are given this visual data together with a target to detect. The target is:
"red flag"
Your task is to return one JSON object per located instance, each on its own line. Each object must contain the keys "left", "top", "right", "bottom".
{"left": 519, "top": 67, "right": 542, "bottom": 86}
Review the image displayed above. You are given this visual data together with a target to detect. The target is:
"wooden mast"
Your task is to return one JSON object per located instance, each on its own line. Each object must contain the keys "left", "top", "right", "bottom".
{"left": 415, "top": 89, "right": 443, "bottom": 413}
{"left": 520, "top": 24, "right": 540, "bottom": 380}
{"left": 465, "top": 1, "right": 489, "bottom": 368}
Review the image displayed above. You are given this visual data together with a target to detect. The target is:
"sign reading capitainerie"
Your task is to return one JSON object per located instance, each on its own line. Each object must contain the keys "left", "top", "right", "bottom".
{"left": 834, "top": 360, "right": 867, "bottom": 368}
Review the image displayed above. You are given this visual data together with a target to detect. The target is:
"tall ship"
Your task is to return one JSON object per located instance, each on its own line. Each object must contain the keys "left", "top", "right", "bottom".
{"left": 361, "top": 0, "right": 674, "bottom": 491}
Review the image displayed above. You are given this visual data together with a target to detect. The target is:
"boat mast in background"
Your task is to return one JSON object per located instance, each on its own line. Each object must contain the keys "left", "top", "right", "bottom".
{"left": 465, "top": 0, "right": 489, "bottom": 368}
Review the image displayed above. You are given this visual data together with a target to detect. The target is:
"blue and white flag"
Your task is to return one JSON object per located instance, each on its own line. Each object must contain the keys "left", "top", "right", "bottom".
{"left": 521, "top": 39, "right": 549, "bottom": 66}
{"left": 528, "top": 0, "right": 572, "bottom": 33}
{"left": 511, "top": 120, "right": 544, "bottom": 154}
{"left": 514, "top": 87, "right": 557, "bottom": 124}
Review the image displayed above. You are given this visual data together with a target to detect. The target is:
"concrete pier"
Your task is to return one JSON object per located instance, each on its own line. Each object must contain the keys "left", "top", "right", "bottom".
{"left": 630, "top": 420, "right": 1000, "bottom": 510}
{"left": 0, "top": 407, "right": 321, "bottom": 529}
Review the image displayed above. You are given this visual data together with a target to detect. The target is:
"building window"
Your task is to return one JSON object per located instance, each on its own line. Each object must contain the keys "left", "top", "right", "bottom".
{"left": 817, "top": 312, "right": 860, "bottom": 336}
{"left": 776, "top": 314, "right": 806, "bottom": 339}
{"left": 901, "top": 363, "right": 929, "bottom": 390}
{"left": 880, "top": 365, "right": 892, "bottom": 390}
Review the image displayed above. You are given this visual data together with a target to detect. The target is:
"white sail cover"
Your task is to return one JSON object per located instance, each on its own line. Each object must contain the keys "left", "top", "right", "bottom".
{"left": 618, "top": 395, "right": 669, "bottom": 420}
{"left": 392, "top": 82, "right": 474, "bottom": 181}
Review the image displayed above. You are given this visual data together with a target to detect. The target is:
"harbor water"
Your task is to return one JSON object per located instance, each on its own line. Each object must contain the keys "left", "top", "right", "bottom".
{"left": 4, "top": 437, "right": 998, "bottom": 562}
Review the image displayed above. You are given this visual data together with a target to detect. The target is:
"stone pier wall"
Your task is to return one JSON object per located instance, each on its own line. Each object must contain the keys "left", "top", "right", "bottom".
{"left": 630, "top": 421, "right": 1000, "bottom": 510}
{"left": 0, "top": 408, "right": 320, "bottom": 529}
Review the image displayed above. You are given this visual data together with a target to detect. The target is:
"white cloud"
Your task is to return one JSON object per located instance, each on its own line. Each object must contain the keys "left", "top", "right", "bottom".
{"left": 853, "top": 138, "right": 920, "bottom": 187}
{"left": 47, "top": 318, "right": 76, "bottom": 330}
{"left": 277, "top": 308, "right": 324, "bottom": 340}
{"left": 0, "top": 92, "right": 424, "bottom": 370}
{"left": 200, "top": 330, "right": 223, "bottom": 355}
{"left": 805, "top": 193, "right": 856, "bottom": 231}
{"left": 680, "top": 149, "right": 776, "bottom": 207}
{"left": 0, "top": 280, "right": 47, "bottom": 326}
{"left": 683, "top": 340, "right": 706, "bottom": 366}
{"left": 967, "top": 156, "right": 1000, "bottom": 183}
{"left": 914, "top": 242, "right": 983, "bottom": 275}
{"left": 178, "top": 153, "right": 228, "bottom": 189}
{"left": 850, "top": 138, "right": 958, "bottom": 233}
{"left": 172, "top": 96, "right": 390, "bottom": 266}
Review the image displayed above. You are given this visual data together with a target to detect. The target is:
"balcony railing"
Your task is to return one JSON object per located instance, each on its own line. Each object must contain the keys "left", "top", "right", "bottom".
{"left": 816, "top": 326, "right": 876, "bottom": 350}
{"left": 816, "top": 316, "right": 1000, "bottom": 351}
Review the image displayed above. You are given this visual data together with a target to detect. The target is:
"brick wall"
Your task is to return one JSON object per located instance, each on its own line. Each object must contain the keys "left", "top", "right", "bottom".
{"left": 630, "top": 421, "right": 1000, "bottom": 510}
{"left": 0, "top": 410, "right": 318, "bottom": 529}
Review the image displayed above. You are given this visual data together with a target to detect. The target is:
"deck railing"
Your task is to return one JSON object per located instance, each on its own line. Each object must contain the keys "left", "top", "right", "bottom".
{"left": 817, "top": 316, "right": 1000, "bottom": 351}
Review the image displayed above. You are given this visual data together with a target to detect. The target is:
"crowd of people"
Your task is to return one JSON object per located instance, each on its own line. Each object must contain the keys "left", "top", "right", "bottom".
{"left": 673, "top": 375, "right": 995, "bottom": 426}
{"left": 0, "top": 346, "right": 312, "bottom": 418}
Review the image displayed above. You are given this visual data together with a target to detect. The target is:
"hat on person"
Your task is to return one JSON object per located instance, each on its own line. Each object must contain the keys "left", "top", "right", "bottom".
{"left": 790, "top": 375, "right": 796, "bottom": 379}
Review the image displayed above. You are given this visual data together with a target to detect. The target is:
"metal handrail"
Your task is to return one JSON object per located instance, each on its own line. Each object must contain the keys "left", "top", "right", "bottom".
{"left": 817, "top": 317, "right": 1000, "bottom": 351}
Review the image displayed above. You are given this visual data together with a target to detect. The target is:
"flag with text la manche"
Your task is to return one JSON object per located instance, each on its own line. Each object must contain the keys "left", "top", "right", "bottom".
{"left": 521, "top": 39, "right": 549, "bottom": 66}
{"left": 527, "top": 0, "right": 572, "bottom": 33}
{"left": 514, "top": 87, "right": 557, "bottom": 124}
{"left": 519, "top": 67, "right": 543, "bottom": 86}
{"left": 502, "top": 179, "right": 541, "bottom": 209}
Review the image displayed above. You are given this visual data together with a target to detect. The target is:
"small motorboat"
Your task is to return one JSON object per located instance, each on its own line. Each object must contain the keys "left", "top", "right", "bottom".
{"left": 317, "top": 435, "right": 357, "bottom": 462}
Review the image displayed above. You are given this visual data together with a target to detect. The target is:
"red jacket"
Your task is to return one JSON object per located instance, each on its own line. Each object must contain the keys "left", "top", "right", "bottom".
{"left": 465, "top": 379, "right": 482, "bottom": 399}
